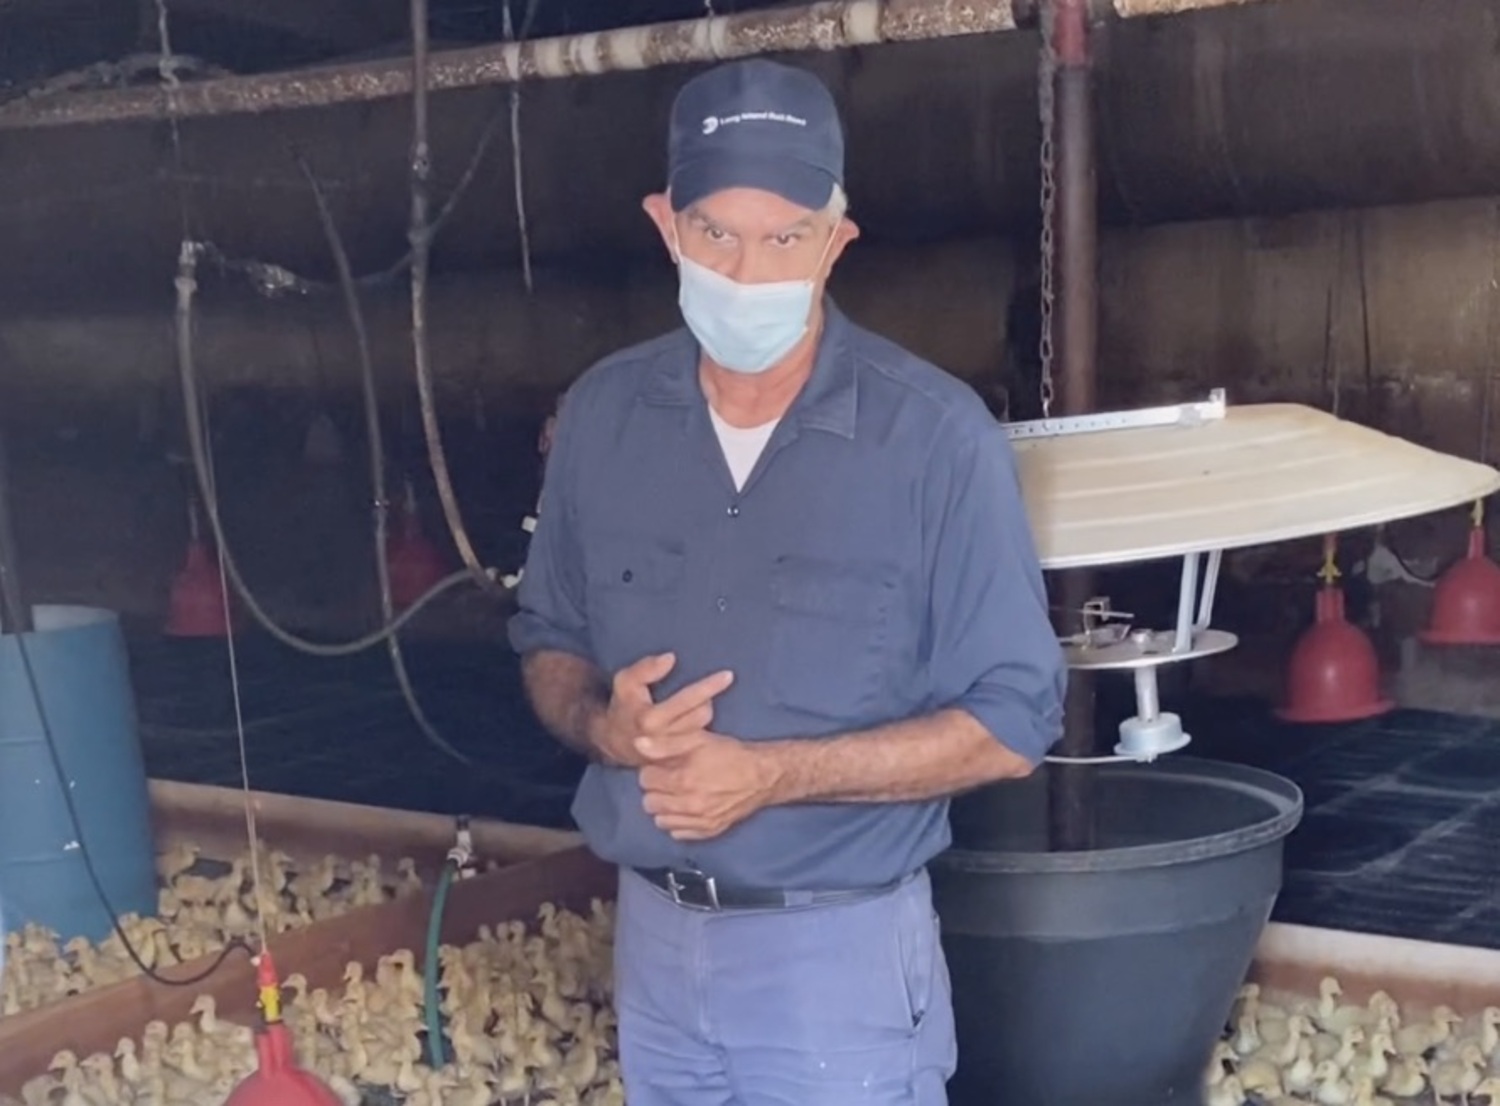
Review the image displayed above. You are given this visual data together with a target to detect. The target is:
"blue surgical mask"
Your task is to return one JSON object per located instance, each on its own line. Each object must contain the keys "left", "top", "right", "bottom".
{"left": 673, "top": 229, "right": 838, "bottom": 375}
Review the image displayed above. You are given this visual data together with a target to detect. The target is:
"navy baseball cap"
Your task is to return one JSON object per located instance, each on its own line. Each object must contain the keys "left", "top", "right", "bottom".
{"left": 667, "top": 59, "right": 844, "bottom": 213}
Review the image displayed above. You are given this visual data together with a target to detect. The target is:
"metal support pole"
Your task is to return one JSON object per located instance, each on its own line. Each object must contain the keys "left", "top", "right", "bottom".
{"left": 1045, "top": 0, "right": 1100, "bottom": 852}
{"left": 0, "top": 432, "right": 33, "bottom": 634}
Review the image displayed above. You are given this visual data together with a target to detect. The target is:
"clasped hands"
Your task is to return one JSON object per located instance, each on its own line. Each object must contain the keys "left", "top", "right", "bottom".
{"left": 592, "top": 652, "right": 780, "bottom": 841}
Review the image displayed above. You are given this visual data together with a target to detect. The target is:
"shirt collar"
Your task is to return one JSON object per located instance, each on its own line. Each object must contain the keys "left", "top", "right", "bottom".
{"left": 640, "top": 298, "right": 858, "bottom": 440}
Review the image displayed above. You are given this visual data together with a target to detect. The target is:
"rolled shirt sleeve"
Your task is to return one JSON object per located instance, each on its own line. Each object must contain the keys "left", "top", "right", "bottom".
{"left": 507, "top": 383, "right": 594, "bottom": 662}
{"left": 924, "top": 411, "right": 1067, "bottom": 765}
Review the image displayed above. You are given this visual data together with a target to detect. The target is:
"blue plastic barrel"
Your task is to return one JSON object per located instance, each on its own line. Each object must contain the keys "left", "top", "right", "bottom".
{"left": 0, "top": 606, "right": 157, "bottom": 943}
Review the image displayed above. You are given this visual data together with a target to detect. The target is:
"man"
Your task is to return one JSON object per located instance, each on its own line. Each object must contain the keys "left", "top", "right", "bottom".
{"left": 509, "top": 58, "right": 1066, "bottom": 1106}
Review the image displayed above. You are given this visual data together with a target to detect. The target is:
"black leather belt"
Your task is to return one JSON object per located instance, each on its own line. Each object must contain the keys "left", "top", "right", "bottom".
{"left": 634, "top": 866, "right": 902, "bottom": 911}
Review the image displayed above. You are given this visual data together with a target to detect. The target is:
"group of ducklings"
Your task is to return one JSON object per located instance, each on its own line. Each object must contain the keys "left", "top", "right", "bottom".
{"left": 1208, "top": 977, "right": 1500, "bottom": 1105}
{"left": 9, "top": 898, "right": 621, "bottom": 1106}
{"left": 37, "top": 845, "right": 1500, "bottom": 1106}
{"left": 3, "top": 841, "right": 425, "bottom": 1015}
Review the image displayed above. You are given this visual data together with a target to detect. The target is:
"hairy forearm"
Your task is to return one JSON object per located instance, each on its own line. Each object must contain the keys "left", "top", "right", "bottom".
{"left": 761, "top": 708, "right": 1034, "bottom": 805}
{"left": 519, "top": 650, "right": 610, "bottom": 760}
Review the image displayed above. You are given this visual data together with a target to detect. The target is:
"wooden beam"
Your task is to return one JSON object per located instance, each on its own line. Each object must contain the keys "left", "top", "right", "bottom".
{"left": 147, "top": 778, "right": 583, "bottom": 875}
{"left": 0, "top": 844, "right": 616, "bottom": 1094}
{"left": 1249, "top": 921, "right": 1500, "bottom": 1016}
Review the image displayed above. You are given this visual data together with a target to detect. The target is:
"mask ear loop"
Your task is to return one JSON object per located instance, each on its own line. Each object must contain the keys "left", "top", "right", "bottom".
{"left": 668, "top": 217, "right": 684, "bottom": 268}
{"left": 810, "top": 218, "right": 842, "bottom": 282}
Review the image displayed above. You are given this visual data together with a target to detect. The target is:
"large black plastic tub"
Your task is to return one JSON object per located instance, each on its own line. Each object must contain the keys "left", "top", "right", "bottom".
{"left": 931, "top": 757, "right": 1303, "bottom": 1106}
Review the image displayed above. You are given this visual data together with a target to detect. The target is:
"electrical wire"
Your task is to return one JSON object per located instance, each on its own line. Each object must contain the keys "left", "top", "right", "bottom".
{"left": 0, "top": 423, "right": 246, "bottom": 988}
{"left": 409, "top": 0, "right": 496, "bottom": 594}
{"left": 1374, "top": 528, "right": 1446, "bottom": 585}
{"left": 2, "top": 0, "right": 541, "bottom": 995}
{"left": 154, "top": 103, "right": 476, "bottom": 755}
{"left": 0, "top": 606, "right": 251, "bottom": 987}
{"left": 154, "top": 0, "right": 192, "bottom": 243}
{"left": 147, "top": 0, "right": 539, "bottom": 757}
{"left": 158, "top": 20, "right": 534, "bottom": 660}
{"left": 0, "top": 0, "right": 470, "bottom": 995}
{"left": 203, "top": 407, "right": 275, "bottom": 956}
{"left": 294, "top": 148, "right": 473, "bottom": 765}
{"left": 502, "top": 0, "right": 535, "bottom": 293}
{"left": 143, "top": 0, "right": 537, "bottom": 666}
{"left": 154, "top": 0, "right": 482, "bottom": 663}
{"left": 174, "top": 246, "right": 481, "bottom": 657}
{"left": 127, "top": 5, "right": 532, "bottom": 300}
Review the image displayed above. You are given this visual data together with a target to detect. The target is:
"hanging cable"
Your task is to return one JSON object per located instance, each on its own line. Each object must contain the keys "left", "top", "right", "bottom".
{"left": 409, "top": 0, "right": 496, "bottom": 593}
{"left": 168, "top": 86, "right": 518, "bottom": 301}
{"left": 0, "top": 439, "right": 250, "bottom": 985}
{"left": 197, "top": 395, "right": 277, "bottom": 955}
{"left": 502, "top": 0, "right": 535, "bottom": 293}
{"left": 153, "top": 0, "right": 535, "bottom": 673}
{"left": 4, "top": 631, "right": 253, "bottom": 985}
{"left": 148, "top": 0, "right": 480, "bottom": 658}
{"left": 294, "top": 149, "right": 473, "bottom": 765}
{"left": 154, "top": 0, "right": 191, "bottom": 242}
{"left": 0, "top": 0, "right": 460, "bottom": 999}
{"left": 175, "top": 251, "right": 480, "bottom": 656}
{"left": 1374, "top": 525, "right": 1446, "bottom": 585}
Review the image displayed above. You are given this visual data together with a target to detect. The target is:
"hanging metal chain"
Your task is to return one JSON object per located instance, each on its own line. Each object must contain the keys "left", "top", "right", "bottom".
{"left": 1037, "top": 0, "right": 1058, "bottom": 419}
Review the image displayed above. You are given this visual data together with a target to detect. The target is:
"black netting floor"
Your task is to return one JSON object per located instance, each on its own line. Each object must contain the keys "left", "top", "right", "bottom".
{"left": 125, "top": 631, "right": 1500, "bottom": 950}
{"left": 1181, "top": 697, "right": 1500, "bottom": 948}
{"left": 126, "top": 632, "right": 586, "bottom": 831}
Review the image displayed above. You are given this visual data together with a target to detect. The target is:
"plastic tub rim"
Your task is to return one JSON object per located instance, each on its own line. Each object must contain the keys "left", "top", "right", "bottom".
{"left": 0, "top": 604, "right": 120, "bottom": 638}
{"left": 938, "top": 756, "right": 1304, "bottom": 876}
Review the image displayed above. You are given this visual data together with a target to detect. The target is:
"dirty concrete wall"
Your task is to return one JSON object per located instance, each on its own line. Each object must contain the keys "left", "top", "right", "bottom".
{"left": 0, "top": 237, "right": 1018, "bottom": 640}
{"left": 3, "top": 194, "right": 1496, "bottom": 650}
{"left": 0, "top": 237, "right": 1017, "bottom": 410}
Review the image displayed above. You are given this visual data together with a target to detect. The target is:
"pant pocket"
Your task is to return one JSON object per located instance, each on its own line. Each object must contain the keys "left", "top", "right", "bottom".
{"left": 891, "top": 892, "right": 940, "bottom": 1035}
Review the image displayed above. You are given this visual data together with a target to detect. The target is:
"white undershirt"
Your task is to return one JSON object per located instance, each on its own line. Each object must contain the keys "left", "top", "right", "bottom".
{"left": 709, "top": 408, "right": 779, "bottom": 491}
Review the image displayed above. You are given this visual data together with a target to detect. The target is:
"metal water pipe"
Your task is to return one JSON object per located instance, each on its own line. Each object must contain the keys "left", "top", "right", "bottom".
{"left": 0, "top": 0, "right": 1295, "bottom": 131}
{"left": 1042, "top": 0, "right": 1101, "bottom": 851}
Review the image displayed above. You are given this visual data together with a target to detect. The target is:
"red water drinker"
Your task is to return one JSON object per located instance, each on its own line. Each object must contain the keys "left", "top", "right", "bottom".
{"left": 1277, "top": 535, "right": 1394, "bottom": 724}
{"left": 1420, "top": 500, "right": 1500, "bottom": 646}
{"left": 386, "top": 477, "right": 448, "bottom": 611}
{"left": 223, "top": 951, "right": 343, "bottom": 1106}
{"left": 165, "top": 498, "right": 231, "bottom": 638}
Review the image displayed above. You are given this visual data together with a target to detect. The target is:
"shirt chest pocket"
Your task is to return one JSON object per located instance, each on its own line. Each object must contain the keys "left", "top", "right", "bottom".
{"left": 582, "top": 537, "right": 686, "bottom": 674}
{"left": 765, "top": 556, "right": 900, "bottom": 724}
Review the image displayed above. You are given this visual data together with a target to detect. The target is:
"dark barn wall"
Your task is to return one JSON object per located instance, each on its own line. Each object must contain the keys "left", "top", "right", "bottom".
{"left": 0, "top": 0, "right": 1498, "bottom": 304}
{"left": 3, "top": 196, "right": 1494, "bottom": 650}
{"left": 0, "top": 0, "right": 1495, "bottom": 675}
{"left": 0, "top": 239, "right": 1018, "bottom": 638}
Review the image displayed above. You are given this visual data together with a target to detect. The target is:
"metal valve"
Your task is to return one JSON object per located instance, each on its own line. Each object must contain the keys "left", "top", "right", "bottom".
{"left": 447, "top": 814, "right": 479, "bottom": 877}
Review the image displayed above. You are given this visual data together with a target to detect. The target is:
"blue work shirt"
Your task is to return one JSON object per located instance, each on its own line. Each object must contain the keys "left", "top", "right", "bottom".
{"left": 508, "top": 301, "right": 1066, "bottom": 891}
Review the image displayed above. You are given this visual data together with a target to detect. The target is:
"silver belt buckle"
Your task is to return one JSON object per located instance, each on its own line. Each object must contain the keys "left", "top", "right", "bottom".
{"left": 665, "top": 867, "right": 720, "bottom": 910}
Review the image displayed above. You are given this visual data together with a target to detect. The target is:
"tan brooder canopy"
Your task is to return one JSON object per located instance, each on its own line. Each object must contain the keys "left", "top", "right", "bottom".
{"left": 1013, "top": 394, "right": 1500, "bottom": 571}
